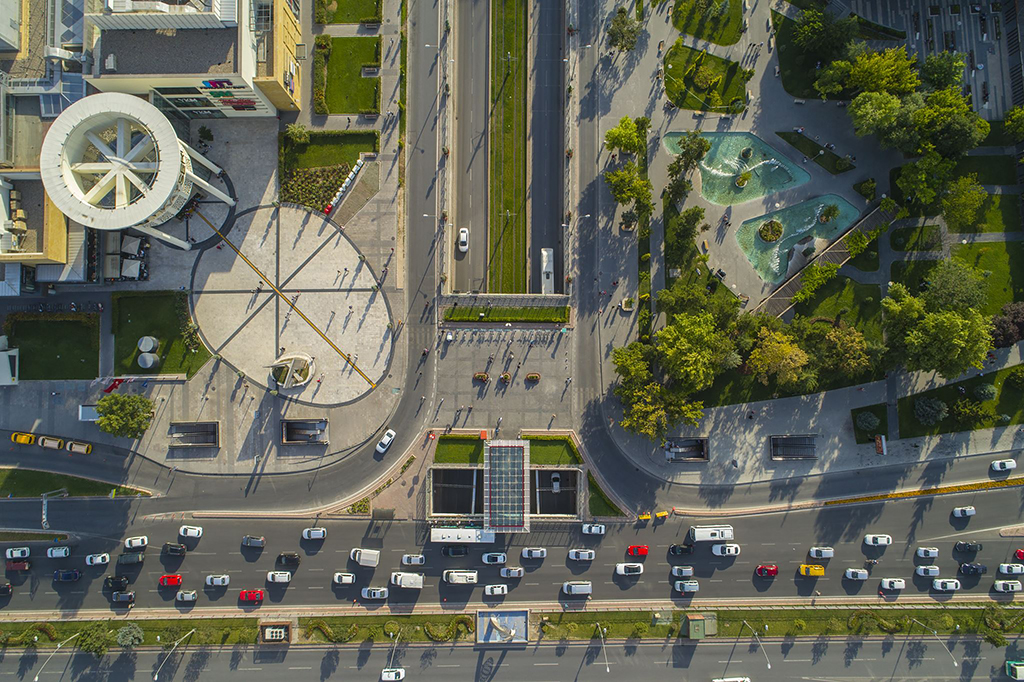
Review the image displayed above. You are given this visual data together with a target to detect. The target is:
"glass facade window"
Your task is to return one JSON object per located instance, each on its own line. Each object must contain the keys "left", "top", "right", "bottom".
{"left": 155, "top": 86, "right": 202, "bottom": 96}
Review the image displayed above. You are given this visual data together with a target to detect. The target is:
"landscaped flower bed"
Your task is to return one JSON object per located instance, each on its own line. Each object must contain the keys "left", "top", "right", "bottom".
{"left": 526, "top": 372, "right": 541, "bottom": 382}
{"left": 500, "top": 372, "right": 511, "bottom": 384}
{"left": 758, "top": 219, "right": 782, "bottom": 242}
{"left": 474, "top": 372, "right": 489, "bottom": 382}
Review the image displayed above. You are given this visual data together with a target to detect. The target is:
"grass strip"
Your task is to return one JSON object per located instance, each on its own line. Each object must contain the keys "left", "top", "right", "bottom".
{"left": 897, "top": 362, "right": 1024, "bottom": 438}
{"left": 0, "top": 531, "right": 68, "bottom": 541}
{"left": 0, "top": 619, "right": 257, "bottom": 649}
{"left": 954, "top": 154, "right": 1018, "bottom": 185}
{"left": 981, "top": 120, "right": 1017, "bottom": 147}
{"left": 588, "top": 472, "right": 625, "bottom": 516}
{"left": 824, "top": 473, "right": 1024, "bottom": 506}
{"left": 850, "top": 404, "right": 888, "bottom": 444}
{"left": 326, "top": 36, "right": 381, "bottom": 114}
{"left": 889, "top": 224, "right": 941, "bottom": 251}
{"left": 301, "top": 614, "right": 475, "bottom": 643}
{"left": 434, "top": 434, "right": 484, "bottom": 464}
{"left": 3, "top": 314, "right": 99, "bottom": 380}
{"left": 444, "top": 306, "right": 569, "bottom": 323}
{"left": 0, "top": 469, "right": 147, "bottom": 498}
{"left": 776, "top": 132, "right": 853, "bottom": 175}
{"left": 525, "top": 435, "right": 582, "bottom": 465}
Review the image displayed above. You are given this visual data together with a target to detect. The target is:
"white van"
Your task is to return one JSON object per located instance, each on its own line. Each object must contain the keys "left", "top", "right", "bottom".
{"left": 390, "top": 572, "right": 424, "bottom": 589}
{"left": 540, "top": 248, "right": 554, "bottom": 295}
{"left": 689, "top": 525, "right": 734, "bottom": 542}
{"left": 562, "top": 580, "right": 593, "bottom": 595}
{"left": 350, "top": 548, "right": 381, "bottom": 567}
{"left": 443, "top": 570, "right": 478, "bottom": 585}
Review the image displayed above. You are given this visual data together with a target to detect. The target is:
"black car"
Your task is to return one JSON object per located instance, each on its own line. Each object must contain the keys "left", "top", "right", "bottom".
{"left": 105, "top": 575, "right": 129, "bottom": 591}
{"left": 242, "top": 535, "right": 266, "bottom": 548}
{"left": 163, "top": 542, "right": 187, "bottom": 556}
{"left": 669, "top": 544, "right": 694, "bottom": 555}
{"left": 278, "top": 552, "right": 301, "bottom": 566}
{"left": 441, "top": 545, "right": 468, "bottom": 558}
{"left": 960, "top": 562, "right": 988, "bottom": 575}
{"left": 955, "top": 541, "right": 983, "bottom": 553}
{"left": 53, "top": 569, "right": 81, "bottom": 582}
{"left": 0, "top": 583, "right": 11, "bottom": 597}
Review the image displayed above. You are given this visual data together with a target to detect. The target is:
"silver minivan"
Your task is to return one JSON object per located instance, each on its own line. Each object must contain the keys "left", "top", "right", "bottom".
{"left": 562, "top": 580, "right": 593, "bottom": 595}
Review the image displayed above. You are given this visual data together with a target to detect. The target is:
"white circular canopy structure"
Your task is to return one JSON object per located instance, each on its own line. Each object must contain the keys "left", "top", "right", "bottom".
{"left": 40, "top": 92, "right": 195, "bottom": 231}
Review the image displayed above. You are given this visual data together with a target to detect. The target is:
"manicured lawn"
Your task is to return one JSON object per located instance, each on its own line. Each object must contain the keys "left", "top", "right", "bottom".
{"left": 664, "top": 42, "right": 750, "bottom": 112}
{"left": 947, "top": 193, "right": 1022, "bottom": 233}
{"left": 323, "top": 0, "right": 380, "bottom": 23}
{"left": 851, "top": 404, "right": 888, "bottom": 444}
{"left": 898, "top": 364, "right": 1024, "bottom": 438}
{"left": 434, "top": 435, "right": 484, "bottom": 464}
{"left": 489, "top": 0, "right": 528, "bottom": 293}
{"left": 793, "top": 277, "right": 883, "bottom": 343}
{"left": 112, "top": 292, "right": 211, "bottom": 378}
{"left": 671, "top": 0, "right": 742, "bottom": 45}
{"left": 847, "top": 238, "right": 879, "bottom": 271}
{"left": 444, "top": 306, "right": 569, "bottom": 323}
{"left": 954, "top": 154, "right": 1018, "bottom": 185}
{"left": 776, "top": 132, "right": 854, "bottom": 175}
{"left": 281, "top": 131, "right": 378, "bottom": 170}
{"left": 588, "top": 472, "right": 625, "bottom": 517}
{"left": 526, "top": 436, "right": 582, "bottom": 465}
{"left": 981, "top": 120, "right": 1017, "bottom": 147}
{"left": 302, "top": 614, "right": 475, "bottom": 643}
{"left": 3, "top": 314, "right": 99, "bottom": 380}
{"left": 325, "top": 37, "right": 381, "bottom": 114}
{"left": 0, "top": 469, "right": 143, "bottom": 498}
{"left": 952, "top": 240, "right": 1024, "bottom": 315}
{"left": 771, "top": 11, "right": 827, "bottom": 99}
{"left": 890, "top": 224, "right": 942, "bottom": 251}
{"left": 889, "top": 258, "right": 939, "bottom": 295}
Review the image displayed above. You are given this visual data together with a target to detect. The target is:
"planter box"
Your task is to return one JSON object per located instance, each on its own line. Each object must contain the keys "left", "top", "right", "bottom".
{"left": 526, "top": 373, "right": 541, "bottom": 382}
{"left": 474, "top": 372, "right": 489, "bottom": 382}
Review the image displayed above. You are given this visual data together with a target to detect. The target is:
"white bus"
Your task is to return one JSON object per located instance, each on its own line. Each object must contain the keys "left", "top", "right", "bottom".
{"left": 540, "top": 248, "right": 554, "bottom": 295}
{"left": 430, "top": 528, "right": 495, "bottom": 544}
{"left": 689, "top": 525, "right": 735, "bottom": 542}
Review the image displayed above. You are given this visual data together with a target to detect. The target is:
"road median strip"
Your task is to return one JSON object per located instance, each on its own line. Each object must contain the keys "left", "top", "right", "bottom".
{"left": 823, "top": 475, "right": 1024, "bottom": 507}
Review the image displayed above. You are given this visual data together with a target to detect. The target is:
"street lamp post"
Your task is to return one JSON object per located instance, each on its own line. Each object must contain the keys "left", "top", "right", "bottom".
{"left": 741, "top": 620, "right": 771, "bottom": 669}
{"left": 34, "top": 632, "right": 80, "bottom": 681}
{"left": 594, "top": 622, "right": 610, "bottom": 673}
{"left": 154, "top": 628, "right": 196, "bottom": 681}
{"left": 387, "top": 630, "right": 402, "bottom": 669}
{"left": 911, "top": 618, "right": 958, "bottom": 668}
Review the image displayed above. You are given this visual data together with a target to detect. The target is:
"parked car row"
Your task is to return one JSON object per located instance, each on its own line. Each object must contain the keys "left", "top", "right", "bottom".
{"left": 10, "top": 431, "right": 92, "bottom": 454}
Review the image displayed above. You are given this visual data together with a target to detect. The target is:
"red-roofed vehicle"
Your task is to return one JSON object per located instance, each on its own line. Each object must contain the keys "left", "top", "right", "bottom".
{"left": 627, "top": 545, "right": 649, "bottom": 557}
{"left": 158, "top": 574, "right": 182, "bottom": 587}
{"left": 756, "top": 564, "right": 778, "bottom": 578}
{"left": 240, "top": 589, "right": 264, "bottom": 602}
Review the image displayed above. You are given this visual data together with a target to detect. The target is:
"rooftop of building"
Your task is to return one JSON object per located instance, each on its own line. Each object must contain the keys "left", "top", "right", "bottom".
{"left": 95, "top": 27, "right": 237, "bottom": 76}
{"left": 0, "top": 0, "right": 51, "bottom": 80}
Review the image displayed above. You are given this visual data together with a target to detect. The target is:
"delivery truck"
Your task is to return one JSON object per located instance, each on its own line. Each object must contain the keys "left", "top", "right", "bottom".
{"left": 390, "top": 572, "right": 425, "bottom": 589}
{"left": 350, "top": 548, "right": 381, "bottom": 567}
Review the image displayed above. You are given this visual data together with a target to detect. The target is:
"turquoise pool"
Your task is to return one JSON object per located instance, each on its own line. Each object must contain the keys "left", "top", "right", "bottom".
{"left": 665, "top": 131, "right": 809, "bottom": 206}
{"left": 735, "top": 194, "right": 861, "bottom": 284}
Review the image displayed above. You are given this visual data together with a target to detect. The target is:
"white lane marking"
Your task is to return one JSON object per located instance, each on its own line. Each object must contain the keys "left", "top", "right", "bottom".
{"left": 308, "top": 586, "right": 325, "bottom": 590}
{"left": 534, "top": 663, "right": 559, "bottom": 666}
{"left": 288, "top": 666, "right": 313, "bottom": 670}
{"left": 437, "top": 664, "right": 461, "bottom": 668}
{"left": 307, "top": 568, "right": 325, "bottom": 572}
{"left": 238, "top": 668, "right": 262, "bottom": 671}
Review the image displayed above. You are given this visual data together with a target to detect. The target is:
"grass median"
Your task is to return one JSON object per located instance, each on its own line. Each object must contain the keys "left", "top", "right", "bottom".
{"left": 0, "top": 469, "right": 145, "bottom": 498}
{"left": 0, "top": 619, "right": 257, "bottom": 649}
{"left": 302, "top": 614, "right": 475, "bottom": 643}
{"left": 588, "top": 472, "right": 625, "bottom": 516}
{"left": 444, "top": 306, "right": 569, "bottom": 323}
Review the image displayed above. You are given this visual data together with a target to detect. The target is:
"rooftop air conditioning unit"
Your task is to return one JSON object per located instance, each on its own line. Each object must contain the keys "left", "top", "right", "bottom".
{"left": 104, "top": 53, "right": 117, "bottom": 71}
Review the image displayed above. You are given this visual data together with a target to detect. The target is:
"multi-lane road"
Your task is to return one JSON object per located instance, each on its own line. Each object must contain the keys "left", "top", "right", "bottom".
{"left": 0, "top": 636, "right": 1006, "bottom": 681}
{"left": 3, "top": 487, "right": 1024, "bottom": 614}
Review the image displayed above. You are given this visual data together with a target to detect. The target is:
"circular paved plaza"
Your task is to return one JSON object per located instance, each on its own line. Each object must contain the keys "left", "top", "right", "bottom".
{"left": 191, "top": 205, "right": 394, "bottom": 405}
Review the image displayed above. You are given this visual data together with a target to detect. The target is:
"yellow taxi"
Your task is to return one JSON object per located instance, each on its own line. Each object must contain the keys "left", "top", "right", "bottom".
{"left": 799, "top": 564, "right": 825, "bottom": 577}
{"left": 10, "top": 432, "right": 35, "bottom": 445}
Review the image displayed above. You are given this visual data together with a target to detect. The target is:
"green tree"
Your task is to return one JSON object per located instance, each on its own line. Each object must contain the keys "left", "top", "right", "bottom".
{"left": 920, "top": 259, "right": 988, "bottom": 314}
{"left": 846, "top": 46, "right": 920, "bottom": 95}
{"left": 1005, "top": 105, "right": 1024, "bottom": 142}
{"left": 747, "top": 327, "right": 809, "bottom": 387}
{"left": 79, "top": 621, "right": 115, "bottom": 658}
{"left": 920, "top": 52, "right": 966, "bottom": 90}
{"left": 284, "top": 123, "right": 310, "bottom": 144}
{"left": 820, "top": 204, "right": 840, "bottom": 223}
{"left": 619, "top": 384, "right": 704, "bottom": 440}
{"left": 604, "top": 116, "right": 643, "bottom": 156}
{"left": 656, "top": 277, "right": 740, "bottom": 328}
{"left": 911, "top": 88, "right": 989, "bottom": 158}
{"left": 793, "top": 8, "right": 858, "bottom": 62}
{"left": 608, "top": 7, "right": 640, "bottom": 51}
{"left": 848, "top": 91, "right": 902, "bottom": 137}
{"left": 667, "top": 131, "right": 711, "bottom": 176}
{"left": 904, "top": 309, "right": 992, "bottom": 379}
{"left": 896, "top": 146, "right": 954, "bottom": 206}
{"left": 656, "top": 312, "right": 731, "bottom": 394}
{"left": 876, "top": 92, "right": 925, "bottom": 153}
{"left": 941, "top": 174, "right": 987, "bottom": 233}
{"left": 612, "top": 341, "right": 654, "bottom": 402}
{"left": 604, "top": 161, "right": 642, "bottom": 204}
{"left": 792, "top": 263, "right": 839, "bottom": 304}
{"left": 96, "top": 394, "right": 154, "bottom": 439}
{"left": 814, "top": 60, "right": 852, "bottom": 97}
{"left": 820, "top": 325, "right": 870, "bottom": 378}
{"left": 116, "top": 623, "right": 145, "bottom": 648}
{"left": 881, "top": 283, "right": 926, "bottom": 364}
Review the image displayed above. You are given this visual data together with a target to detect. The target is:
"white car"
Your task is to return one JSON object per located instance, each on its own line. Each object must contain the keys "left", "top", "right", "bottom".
{"left": 484, "top": 584, "right": 507, "bottom": 596}
{"left": 916, "top": 547, "right": 940, "bottom": 559}
{"left": 457, "top": 228, "right": 469, "bottom": 253}
{"left": 581, "top": 524, "right": 606, "bottom": 535}
{"left": 1000, "top": 563, "right": 1024, "bottom": 575}
{"left": 616, "top": 562, "right": 644, "bottom": 576}
{"left": 671, "top": 566, "right": 695, "bottom": 578}
{"left": 206, "top": 575, "right": 230, "bottom": 586}
{"left": 375, "top": 429, "right": 397, "bottom": 454}
{"left": 302, "top": 527, "right": 327, "bottom": 540}
{"left": 333, "top": 572, "right": 356, "bottom": 585}
{"left": 401, "top": 554, "right": 425, "bottom": 566}
{"left": 381, "top": 668, "right": 406, "bottom": 681}
{"left": 521, "top": 548, "right": 547, "bottom": 559}
{"left": 267, "top": 571, "right": 292, "bottom": 583}
{"left": 711, "top": 543, "right": 741, "bottom": 557}
{"left": 953, "top": 506, "right": 976, "bottom": 518}
{"left": 85, "top": 553, "right": 109, "bottom": 566}
{"left": 176, "top": 590, "right": 198, "bottom": 602}
{"left": 482, "top": 553, "right": 507, "bottom": 565}
{"left": 995, "top": 580, "right": 1023, "bottom": 593}
{"left": 179, "top": 525, "right": 203, "bottom": 538}
{"left": 881, "top": 578, "right": 906, "bottom": 590}
{"left": 5, "top": 547, "right": 29, "bottom": 560}
{"left": 47, "top": 546, "right": 70, "bottom": 559}
{"left": 916, "top": 565, "right": 941, "bottom": 577}
{"left": 864, "top": 534, "right": 892, "bottom": 546}
{"left": 933, "top": 578, "right": 961, "bottom": 591}
{"left": 992, "top": 459, "right": 1017, "bottom": 472}
{"left": 568, "top": 549, "right": 595, "bottom": 561}
{"left": 845, "top": 568, "right": 869, "bottom": 580}
{"left": 809, "top": 547, "right": 834, "bottom": 559}
{"left": 362, "top": 587, "right": 389, "bottom": 600}
{"left": 674, "top": 579, "right": 699, "bottom": 593}
{"left": 124, "top": 536, "right": 148, "bottom": 550}
{"left": 500, "top": 567, "right": 524, "bottom": 578}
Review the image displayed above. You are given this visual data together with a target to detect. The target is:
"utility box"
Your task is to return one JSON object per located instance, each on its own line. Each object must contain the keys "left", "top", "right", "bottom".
{"left": 281, "top": 418, "right": 329, "bottom": 445}
{"left": 685, "top": 613, "right": 718, "bottom": 639}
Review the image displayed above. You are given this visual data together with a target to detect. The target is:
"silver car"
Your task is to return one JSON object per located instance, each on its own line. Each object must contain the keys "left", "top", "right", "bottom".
{"left": 176, "top": 590, "right": 198, "bottom": 602}
{"left": 568, "top": 549, "right": 595, "bottom": 561}
{"left": 206, "top": 574, "right": 230, "bottom": 587}
{"left": 362, "top": 587, "right": 389, "bottom": 600}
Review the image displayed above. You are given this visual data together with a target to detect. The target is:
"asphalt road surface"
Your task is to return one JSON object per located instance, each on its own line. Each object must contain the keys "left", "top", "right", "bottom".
{"left": 4, "top": 487, "right": 1024, "bottom": 613}
{"left": 452, "top": 0, "right": 489, "bottom": 293}
{"left": 0, "top": 636, "right": 1007, "bottom": 681}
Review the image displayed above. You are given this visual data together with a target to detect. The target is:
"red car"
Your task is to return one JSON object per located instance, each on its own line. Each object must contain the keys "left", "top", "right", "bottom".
{"left": 240, "top": 589, "right": 264, "bottom": 602}
{"left": 627, "top": 545, "right": 649, "bottom": 557}
{"left": 1016, "top": 549, "right": 1024, "bottom": 561}
{"left": 158, "top": 574, "right": 182, "bottom": 587}
{"left": 756, "top": 564, "right": 779, "bottom": 578}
